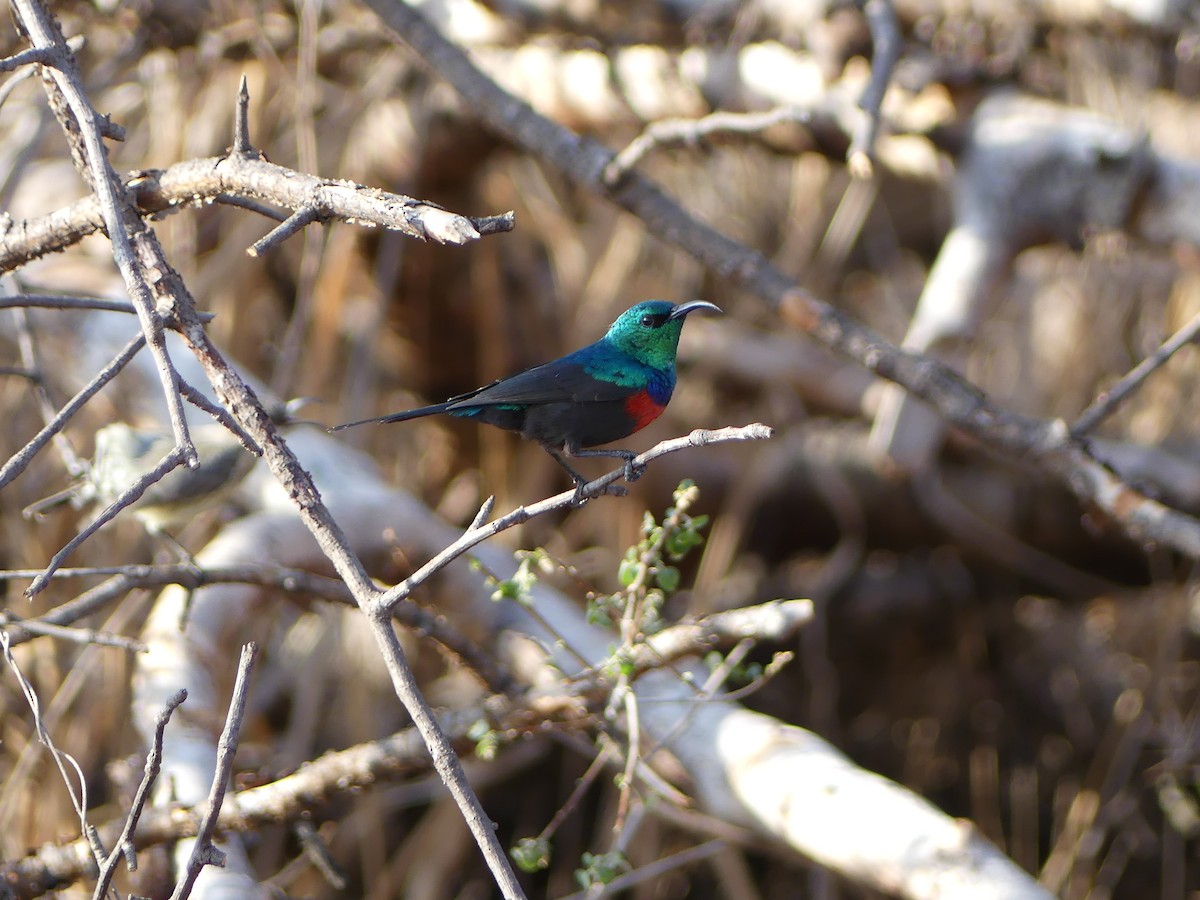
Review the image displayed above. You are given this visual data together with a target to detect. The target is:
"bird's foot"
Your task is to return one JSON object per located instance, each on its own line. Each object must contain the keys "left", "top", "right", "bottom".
{"left": 622, "top": 457, "right": 645, "bottom": 483}
{"left": 572, "top": 479, "right": 627, "bottom": 506}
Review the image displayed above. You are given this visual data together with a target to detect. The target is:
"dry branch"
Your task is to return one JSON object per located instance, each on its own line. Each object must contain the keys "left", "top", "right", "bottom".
{"left": 11, "top": 0, "right": 196, "bottom": 463}
{"left": 0, "top": 149, "right": 514, "bottom": 272}
{"left": 167, "top": 642, "right": 257, "bottom": 900}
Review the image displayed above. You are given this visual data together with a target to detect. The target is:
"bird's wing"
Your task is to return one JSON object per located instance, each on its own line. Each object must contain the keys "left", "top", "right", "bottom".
{"left": 447, "top": 357, "right": 641, "bottom": 408}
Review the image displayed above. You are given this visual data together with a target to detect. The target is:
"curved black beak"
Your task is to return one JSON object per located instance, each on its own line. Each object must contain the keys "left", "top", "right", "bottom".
{"left": 669, "top": 300, "right": 722, "bottom": 320}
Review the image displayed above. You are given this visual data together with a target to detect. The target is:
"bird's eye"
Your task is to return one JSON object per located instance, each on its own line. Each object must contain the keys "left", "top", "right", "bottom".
{"left": 640, "top": 314, "right": 657, "bottom": 327}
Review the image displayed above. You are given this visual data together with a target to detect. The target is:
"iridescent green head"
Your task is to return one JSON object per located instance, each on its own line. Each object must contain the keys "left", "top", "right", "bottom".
{"left": 603, "top": 300, "right": 722, "bottom": 370}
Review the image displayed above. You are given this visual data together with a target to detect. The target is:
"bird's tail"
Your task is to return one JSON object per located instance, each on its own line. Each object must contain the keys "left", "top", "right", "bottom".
{"left": 328, "top": 402, "right": 456, "bottom": 432}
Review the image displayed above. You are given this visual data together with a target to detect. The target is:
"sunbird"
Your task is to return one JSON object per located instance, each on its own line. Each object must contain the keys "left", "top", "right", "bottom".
{"left": 331, "top": 300, "right": 721, "bottom": 496}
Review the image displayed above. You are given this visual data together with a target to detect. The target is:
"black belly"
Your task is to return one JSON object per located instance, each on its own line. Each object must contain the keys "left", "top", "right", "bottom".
{"left": 464, "top": 401, "right": 636, "bottom": 450}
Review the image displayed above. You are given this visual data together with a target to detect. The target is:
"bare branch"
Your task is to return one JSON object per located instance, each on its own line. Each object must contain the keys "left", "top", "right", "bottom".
{"left": 92, "top": 689, "right": 187, "bottom": 900}
{"left": 374, "top": 425, "right": 775, "bottom": 616}
{"left": 1072, "top": 306, "right": 1200, "bottom": 437}
{"left": 636, "top": 599, "right": 812, "bottom": 671}
{"left": 176, "top": 380, "right": 262, "bottom": 454}
{"left": 0, "top": 331, "right": 145, "bottom": 492}
{"left": 847, "top": 0, "right": 902, "bottom": 178}
{"left": 168, "top": 644, "right": 257, "bottom": 900}
{"left": 10, "top": 303, "right": 85, "bottom": 476}
{"left": 293, "top": 821, "right": 347, "bottom": 891}
{"left": 602, "top": 107, "right": 811, "bottom": 186}
{"left": 0, "top": 562, "right": 515, "bottom": 691}
{"left": 0, "top": 155, "right": 515, "bottom": 270}
{"left": 0, "top": 612, "right": 146, "bottom": 652}
{"left": 0, "top": 293, "right": 142, "bottom": 314}
{"left": 26, "top": 446, "right": 187, "bottom": 597}
{"left": 0, "top": 45, "right": 58, "bottom": 72}
{"left": 245, "top": 206, "right": 319, "bottom": 257}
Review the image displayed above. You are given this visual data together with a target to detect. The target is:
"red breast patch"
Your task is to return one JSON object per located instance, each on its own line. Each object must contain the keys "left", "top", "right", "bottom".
{"left": 623, "top": 389, "right": 666, "bottom": 431}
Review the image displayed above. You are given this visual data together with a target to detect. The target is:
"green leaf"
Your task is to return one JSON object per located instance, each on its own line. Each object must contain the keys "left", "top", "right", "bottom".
{"left": 510, "top": 837, "right": 551, "bottom": 872}
{"left": 575, "top": 851, "right": 628, "bottom": 888}
{"left": 490, "top": 579, "right": 520, "bottom": 602}
{"left": 467, "top": 719, "right": 499, "bottom": 760}
{"left": 655, "top": 565, "right": 680, "bottom": 592}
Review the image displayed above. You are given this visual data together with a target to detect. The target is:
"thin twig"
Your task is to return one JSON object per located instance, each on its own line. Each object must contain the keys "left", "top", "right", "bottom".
{"left": 293, "top": 821, "right": 347, "bottom": 891}
{"left": 11, "top": 302, "right": 85, "bottom": 476}
{"left": 536, "top": 751, "right": 608, "bottom": 845}
{"left": 168, "top": 643, "right": 258, "bottom": 900}
{"left": 177, "top": 378, "right": 262, "bottom": 454}
{"left": 0, "top": 629, "right": 107, "bottom": 873}
{"left": 847, "top": 0, "right": 902, "bottom": 178}
{"left": 211, "top": 193, "right": 287, "bottom": 221}
{"left": 0, "top": 614, "right": 146, "bottom": 652}
{"left": 374, "top": 425, "right": 774, "bottom": 615}
{"left": 469, "top": 495, "right": 495, "bottom": 529}
{"left": 602, "top": 107, "right": 810, "bottom": 186}
{"left": 613, "top": 690, "right": 641, "bottom": 833}
{"left": 558, "top": 839, "right": 727, "bottom": 900}
{"left": 473, "top": 557, "right": 592, "bottom": 672}
{"left": 26, "top": 447, "right": 187, "bottom": 597}
{"left": 640, "top": 639, "right": 756, "bottom": 761}
{"left": 0, "top": 294, "right": 142, "bottom": 314}
{"left": 0, "top": 331, "right": 145, "bottom": 492}
{"left": 1, "top": 561, "right": 516, "bottom": 696}
{"left": 1072, "top": 306, "right": 1200, "bottom": 437}
{"left": 247, "top": 206, "right": 320, "bottom": 257}
{"left": 92, "top": 689, "right": 187, "bottom": 900}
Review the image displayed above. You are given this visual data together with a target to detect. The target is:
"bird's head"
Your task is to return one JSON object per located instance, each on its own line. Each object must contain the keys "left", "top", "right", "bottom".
{"left": 604, "top": 300, "right": 722, "bottom": 369}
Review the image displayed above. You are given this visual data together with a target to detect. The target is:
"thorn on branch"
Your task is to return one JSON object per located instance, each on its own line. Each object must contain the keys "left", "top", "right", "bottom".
{"left": 98, "top": 113, "right": 124, "bottom": 142}
{"left": 233, "top": 75, "right": 253, "bottom": 156}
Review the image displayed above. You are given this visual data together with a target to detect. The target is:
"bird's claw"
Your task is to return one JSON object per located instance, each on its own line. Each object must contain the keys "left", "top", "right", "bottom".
{"left": 622, "top": 458, "right": 645, "bottom": 483}
{"left": 572, "top": 479, "right": 628, "bottom": 505}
